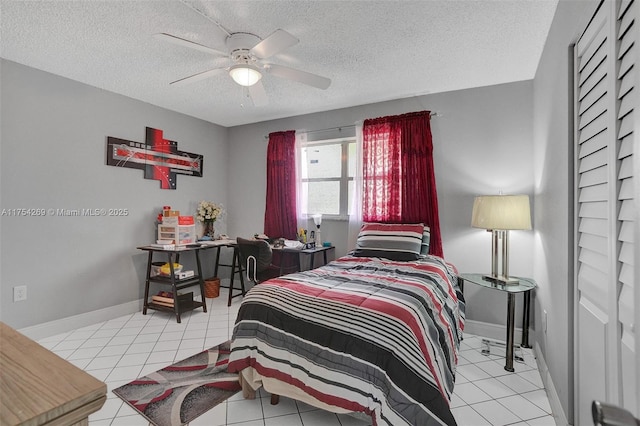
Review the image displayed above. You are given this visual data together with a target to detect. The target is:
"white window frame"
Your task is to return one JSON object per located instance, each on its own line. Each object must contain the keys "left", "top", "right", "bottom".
{"left": 299, "top": 136, "right": 355, "bottom": 220}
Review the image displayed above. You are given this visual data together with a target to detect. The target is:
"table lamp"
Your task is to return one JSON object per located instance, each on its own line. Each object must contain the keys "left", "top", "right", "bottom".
{"left": 471, "top": 194, "right": 531, "bottom": 285}
{"left": 312, "top": 214, "right": 322, "bottom": 246}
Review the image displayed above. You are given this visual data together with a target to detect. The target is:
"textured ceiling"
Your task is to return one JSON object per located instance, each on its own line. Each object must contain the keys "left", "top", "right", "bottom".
{"left": 0, "top": 0, "right": 558, "bottom": 127}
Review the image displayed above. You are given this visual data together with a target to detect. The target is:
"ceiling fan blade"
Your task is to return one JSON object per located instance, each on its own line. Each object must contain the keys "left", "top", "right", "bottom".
{"left": 250, "top": 29, "right": 299, "bottom": 59}
{"left": 154, "top": 33, "right": 227, "bottom": 56}
{"left": 248, "top": 80, "right": 268, "bottom": 106}
{"left": 170, "top": 67, "right": 226, "bottom": 86}
{"left": 265, "top": 64, "right": 331, "bottom": 90}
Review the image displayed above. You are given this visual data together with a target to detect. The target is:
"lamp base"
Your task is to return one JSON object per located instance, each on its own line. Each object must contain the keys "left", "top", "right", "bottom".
{"left": 483, "top": 274, "right": 520, "bottom": 285}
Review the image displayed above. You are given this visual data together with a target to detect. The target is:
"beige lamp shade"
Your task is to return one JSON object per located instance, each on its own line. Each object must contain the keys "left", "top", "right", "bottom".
{"left": 471, "top": 195, "right": 532, "bottom": 230}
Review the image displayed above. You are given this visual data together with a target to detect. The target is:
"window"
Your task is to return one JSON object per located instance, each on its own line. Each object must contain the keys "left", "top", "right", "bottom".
{"left": 299, "top": 137, "right": 356, "bottom": 218}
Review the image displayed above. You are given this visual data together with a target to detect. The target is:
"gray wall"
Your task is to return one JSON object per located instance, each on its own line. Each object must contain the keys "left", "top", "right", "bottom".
{"left": 1, "top": 59, "right": 535, "bottom": 332}
{"left": 532, "top": 0, "right": 600, "bottom": 422}
{"left": 0, "top": 59, "right": 229, "bottom": 329}
{"left": 227, "top": 80, "right": 536, "bottom": 328}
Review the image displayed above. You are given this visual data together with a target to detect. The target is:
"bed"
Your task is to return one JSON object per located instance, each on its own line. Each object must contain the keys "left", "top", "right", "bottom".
{"left": 228, "top": 223, "right": 465, "bottom": 426}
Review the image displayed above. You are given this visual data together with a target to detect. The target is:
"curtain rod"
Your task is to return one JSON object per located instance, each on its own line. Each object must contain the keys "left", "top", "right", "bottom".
{"left": 302, "top": 123, "right": 356, "bottom": 135}
{"left": 263, "top": 111, "right": 440, "bottom": 139}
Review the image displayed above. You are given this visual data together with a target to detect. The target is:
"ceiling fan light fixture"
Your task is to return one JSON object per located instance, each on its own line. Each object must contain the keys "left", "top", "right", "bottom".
{"left": 229, "top": 64, "right": 262, "bottom": 87}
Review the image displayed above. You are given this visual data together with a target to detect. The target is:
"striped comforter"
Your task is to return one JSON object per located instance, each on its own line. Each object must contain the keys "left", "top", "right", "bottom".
{"left": 228, "top": 254, "right": 465, "bottom": 426}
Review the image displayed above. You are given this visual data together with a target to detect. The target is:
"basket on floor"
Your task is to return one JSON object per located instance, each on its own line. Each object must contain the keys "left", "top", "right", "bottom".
{"left": 204, "top": 277, "right": 220, "bottom": 298}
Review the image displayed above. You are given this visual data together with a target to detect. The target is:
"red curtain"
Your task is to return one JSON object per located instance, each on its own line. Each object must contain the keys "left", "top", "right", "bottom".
{"left": 362, "top": 111, "right": 443, "bottom": 257}
{"left": 264, "top": 130, "right": 298, "bottom": 240}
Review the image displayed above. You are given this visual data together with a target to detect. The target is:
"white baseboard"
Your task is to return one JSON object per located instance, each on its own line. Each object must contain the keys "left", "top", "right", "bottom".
{"left": 18, "top": 299, "right": 143, "bottom": 341}
{"left": 464, "top": 319, "right": 530, "bottom": 346}
{"left": 535, "top": 341, "right": 570, "bottom": 426}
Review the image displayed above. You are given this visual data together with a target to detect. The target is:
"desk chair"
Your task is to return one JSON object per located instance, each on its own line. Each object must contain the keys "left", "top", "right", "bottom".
{"left": 236, "top": 238, "right": 282, "bottom": 285}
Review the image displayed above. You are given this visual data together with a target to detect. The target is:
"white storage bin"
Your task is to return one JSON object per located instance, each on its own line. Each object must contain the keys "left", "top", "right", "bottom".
{"left": 157, "top": 223, "right": 196, "bottom": 245}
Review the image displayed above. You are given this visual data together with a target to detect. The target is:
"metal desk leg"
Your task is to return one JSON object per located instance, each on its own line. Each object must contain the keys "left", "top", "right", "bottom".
{"left": 227, "top": 248, "right": 246, "bottom": 307}
{"left": 309, "top": 252, "right": 315, "bottom": 270}
{"left": 235, "top": 249, "right": 245, "bottom": 295}
{"left": 505, "top": 293, "right": 516, "bottom": 372}
{"left": 521, "top": 290, "right": 532, "bottom": 348}
{"left": 214, "top": 247, "right": 222, "bottom": 277}
{"left": 227, "top": 248, "right": 237, "bottom": 307}
{"left": 142, "top": 251, "right": 153, "bottom": 315}
{"left": 167, "top": 252, "right": 181, "bottom": 323}
{"left": 195, "top": 249, "right": 207, "bottom": 313}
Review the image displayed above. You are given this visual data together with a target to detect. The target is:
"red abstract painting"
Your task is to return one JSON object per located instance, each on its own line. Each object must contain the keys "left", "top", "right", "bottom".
{"left": 106, "top": 127, "right": 203, "bottom": 189}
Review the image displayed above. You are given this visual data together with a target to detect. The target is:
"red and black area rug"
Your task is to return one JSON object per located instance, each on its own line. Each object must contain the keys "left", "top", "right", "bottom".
{"left": 112, "top": 340, "right": 241, "bottom": 426}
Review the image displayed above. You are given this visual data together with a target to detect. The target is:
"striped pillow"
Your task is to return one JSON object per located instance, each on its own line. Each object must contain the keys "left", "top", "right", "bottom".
{"left": 421, "top": 226, "right": 431, "bottom": 256}
{"left": 353, "top": 223, "right": 424, "bottom": 261}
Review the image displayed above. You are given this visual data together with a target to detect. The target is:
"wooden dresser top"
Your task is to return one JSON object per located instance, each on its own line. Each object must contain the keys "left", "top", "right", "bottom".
{"left": 0, "top": 322, "right": 106, "bottom": 425}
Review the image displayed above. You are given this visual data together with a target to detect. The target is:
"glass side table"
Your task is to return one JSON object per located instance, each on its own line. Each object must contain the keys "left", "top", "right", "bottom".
{"left": 459, "top": 273, "right": 537, "bottom": 372}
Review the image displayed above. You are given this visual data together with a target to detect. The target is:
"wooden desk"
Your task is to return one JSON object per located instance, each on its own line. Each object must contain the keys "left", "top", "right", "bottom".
{"left": 0, "top": 322, "right": 107, "bottom": 425}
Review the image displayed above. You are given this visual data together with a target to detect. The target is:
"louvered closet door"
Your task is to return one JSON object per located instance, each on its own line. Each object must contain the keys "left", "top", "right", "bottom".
{"left": 616, "top": 0, "right": 637, "bottom": 415}
{"left": 574, "top": 0, "right": 638, "bottom": 423}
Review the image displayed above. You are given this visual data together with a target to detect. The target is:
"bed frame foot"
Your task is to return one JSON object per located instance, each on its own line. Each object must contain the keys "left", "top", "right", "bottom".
{"left": 270, "top": 394, "right": 280, "bottom": 405}
{"left": 238, "top": 371, "right": 256, "bottom": 400}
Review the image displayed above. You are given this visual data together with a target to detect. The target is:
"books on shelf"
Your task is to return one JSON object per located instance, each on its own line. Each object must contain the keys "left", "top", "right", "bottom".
{"left": 151, "top": 291, "right": 193, "bottom": 307}
{"left": 156, "top": 270, "right": 195, "bottom": 279}
{"left": 151, "top": 292, "right": 174, "bottom": 304}
{"left": 176, "top": 270, "right": 195, "bottom": 279}
{"left": 151, "top": 299, "right": 175, "bottom": 308}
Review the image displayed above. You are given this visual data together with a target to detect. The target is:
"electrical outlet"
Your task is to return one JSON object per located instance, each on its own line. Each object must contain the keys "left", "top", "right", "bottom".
{"left": 13, "top": 285, "right": 27, "bottom": 302}
{"left": 543, "top": 309, "right": 548, "bottom": 333}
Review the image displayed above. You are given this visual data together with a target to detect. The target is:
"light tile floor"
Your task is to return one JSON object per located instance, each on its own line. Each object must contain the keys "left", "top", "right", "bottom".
{"left": 37, "top": 289, "right": 557, "bottom": 425}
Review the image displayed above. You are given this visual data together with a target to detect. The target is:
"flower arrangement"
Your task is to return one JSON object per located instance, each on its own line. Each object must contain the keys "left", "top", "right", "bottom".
{"left": 196, "top": 200, "right": 223, "bottom": 223}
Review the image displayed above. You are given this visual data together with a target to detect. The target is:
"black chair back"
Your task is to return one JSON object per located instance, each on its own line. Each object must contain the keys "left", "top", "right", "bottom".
{"left": 236, "top": 237, "right": 276, "bottom": 283}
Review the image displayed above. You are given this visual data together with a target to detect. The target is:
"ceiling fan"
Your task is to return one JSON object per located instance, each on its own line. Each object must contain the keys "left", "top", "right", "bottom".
{"left": 155, "top": 28, "right": 331, "bottom": 106}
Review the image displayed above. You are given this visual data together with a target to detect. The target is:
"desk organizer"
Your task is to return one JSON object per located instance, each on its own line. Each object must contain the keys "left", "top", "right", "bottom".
{"left": 158, "top": 216, "right": 196, "bottom": 245}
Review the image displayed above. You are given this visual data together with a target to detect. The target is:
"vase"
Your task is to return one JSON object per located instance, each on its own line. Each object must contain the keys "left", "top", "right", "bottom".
{"left": 203, "top": 221, "right": 215, "bottom": 239}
